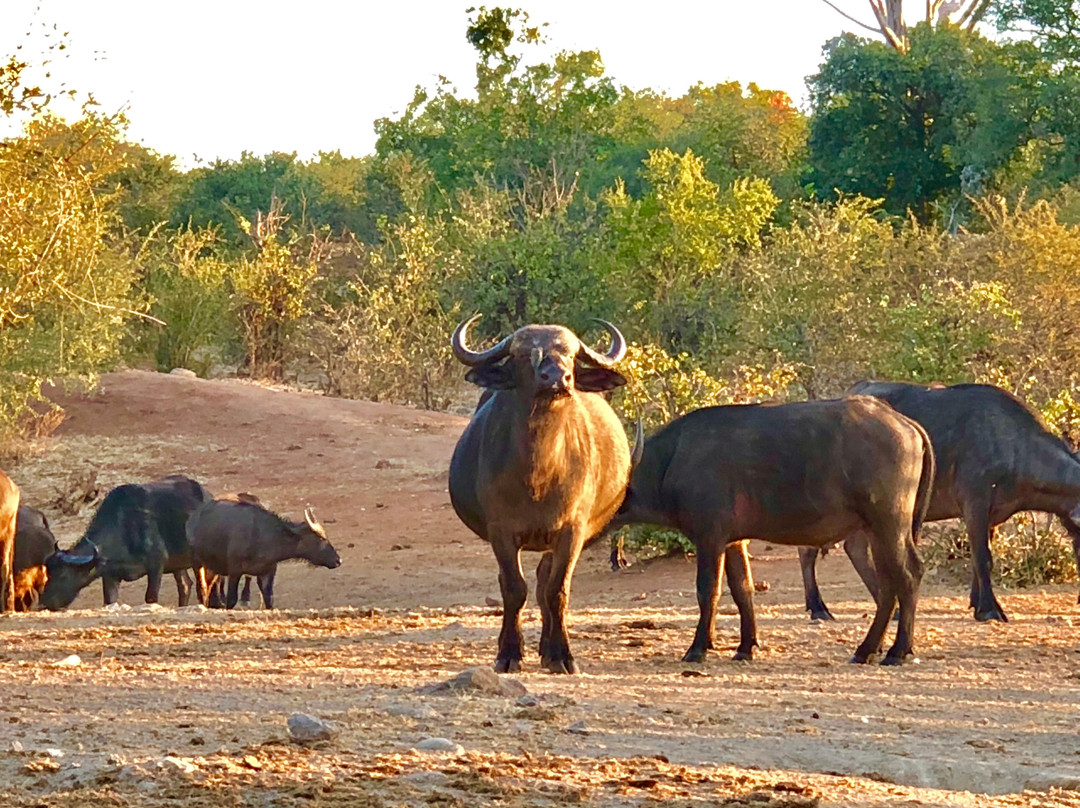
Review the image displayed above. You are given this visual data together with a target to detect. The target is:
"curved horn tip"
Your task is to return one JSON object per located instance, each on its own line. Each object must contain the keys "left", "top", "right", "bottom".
{"left": 452, "top": 314, "right": 512, "bottom": 367}
{"left": 582, "top": 318, "right": 627, "bottom": 366}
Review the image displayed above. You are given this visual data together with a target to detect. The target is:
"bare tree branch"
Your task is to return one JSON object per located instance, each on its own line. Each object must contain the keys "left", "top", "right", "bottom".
{"left": 817, "top": 0, "right": 882, "bottom": 34}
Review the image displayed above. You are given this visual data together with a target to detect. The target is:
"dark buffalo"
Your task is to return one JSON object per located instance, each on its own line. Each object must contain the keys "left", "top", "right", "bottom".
{"left": 13, "top": 505, "right": 58, "bottom": 611}
{"left": 41, "top": 475, "right": 211, "bottom": 610}
{"left": 449, "top": 316, "right": 633, "bottom": 674}
{"left": 613, "top": 396, "right": 934, "bottom": 665}
{"left": 0, "top": 470, "right": 18, "bottom": 613}
{"left": 800, "top": 381, "right": 1080, "bottom": 623}
{"left": 188, "top": 499, "right": 340, "bottom": 609}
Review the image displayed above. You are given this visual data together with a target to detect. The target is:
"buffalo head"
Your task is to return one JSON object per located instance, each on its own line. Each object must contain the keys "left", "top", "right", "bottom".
{"left": 452, "top": 316, "right": 628, "bottom": 398}
{"left": 291, "top": 507, "right": 341, "bottom": 569}
{"left": 40, "top": 543, "right": 102, "bottom": 610}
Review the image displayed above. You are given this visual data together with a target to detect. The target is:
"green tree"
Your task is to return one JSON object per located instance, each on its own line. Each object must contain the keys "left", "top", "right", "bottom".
{"left": 991, "top": 0, "right": 1080, "bottom": 64}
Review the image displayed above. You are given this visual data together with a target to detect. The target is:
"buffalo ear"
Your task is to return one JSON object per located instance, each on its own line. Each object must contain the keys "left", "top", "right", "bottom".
{"left": 465, "top": 363, "right": 516, "bottom": 390}
{"left": 575, "top": 365, "right": 627, "bottom": 392}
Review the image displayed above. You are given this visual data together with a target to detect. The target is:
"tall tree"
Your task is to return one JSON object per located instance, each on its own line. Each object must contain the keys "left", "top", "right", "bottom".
{"left": 821, "top": 0, "right": 992, "bottom": 51}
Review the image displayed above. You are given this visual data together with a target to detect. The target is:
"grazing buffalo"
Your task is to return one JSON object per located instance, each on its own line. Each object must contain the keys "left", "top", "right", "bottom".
{"left": 13, "top": 506, "right": 58, "bottom": 611}
{"left": 613, "top": 396, "right": 934, "bottom": 665}
{"left": 799, "top": 381, "right": 1080, "bottom": 623}
{"left": 0, "top": 470, "right": 19, "bottom": 613}
{"left": 41, "top": 475, "right": 211, "bottom": 610}
{"left": 188, "top": 499, "right": 340, "bottom": 609}
{"left": 448, "top": 316, "right": 633, "bottom": 674}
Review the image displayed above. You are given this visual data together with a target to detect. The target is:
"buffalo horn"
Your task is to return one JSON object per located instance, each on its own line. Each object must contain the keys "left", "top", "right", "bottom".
{"left": 451, "top": 314, "right": 513, "bottom": 367}
{"left": 58, "top": 542, "right": 99, "bottom": 566}
{"left": 304, "top": 507, "right": 320, "bottom": 530}
{"left": 631, "top": 419, "right": 644, "bottom": 469}
{"left": 578, "top": 319, "right": 627, "bottom": 368}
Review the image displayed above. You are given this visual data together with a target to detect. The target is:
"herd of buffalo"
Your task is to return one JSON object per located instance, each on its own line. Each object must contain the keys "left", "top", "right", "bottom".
{"left": 3, "top": 316, "right": 1080, "bottom": 676}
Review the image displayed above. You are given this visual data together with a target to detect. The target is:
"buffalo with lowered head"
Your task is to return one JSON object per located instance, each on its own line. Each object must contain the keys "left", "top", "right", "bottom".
{"left": 612, "top": 396, "right": 934, "bottom": 665}
{"left": 41, "top": 475, "right": 211, "bottom": 610}
{"left": 800, "top": 381, "right": 1080, "bottom": 623}
{"left": 189, "top": 498, "right": 340, "bottom": 609}
{"left": 448, "top": 315, "right": 635, "bottom": 674}
{"left": 13, "top": 505, "right": 58, "bottom": 611}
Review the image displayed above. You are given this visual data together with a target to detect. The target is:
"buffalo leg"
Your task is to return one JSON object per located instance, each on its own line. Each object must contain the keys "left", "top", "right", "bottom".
{"left": 799, "top": 547, "right": 834, "bottom": 621}
{"left": 194, "top": 568, "right": 213, "bottom": 607}
{"left": 102, "top": 576, "right": 121, "bottom": 606}
{"left": 724, "top": 541, "right": 758, "bottom": 660}
{"left": 492, "top": 539, "right": 527, "bottom": 673}
{"left": 538, "top": 529, "right": 585, "bottom": 674}
{"left": 240, "top": 576, "right": 253, "bottom": 606}
{"left": 225, "top": 576, "right": 241, "bottom": 609}
{"left": 144, "top": 568, "right": 164, "bottom": 604}
{"left": 610, "top": 532, "right": 628, "bottom": 571}
{"left": 844, "top": 533, "right": 879, "bottom": 601}
{"left": 1058, "top": 515, "right": 1080, "bottom": 604}
{"left": 963, "top": 499, "right": 1007, "bottom": 622}
{"left": 535, "top": 553, "right": 553, "bottom": 660}
{"left": 174, "top": 570, "right": 192, "bottom": 606}
{"left": 257, "top": 572, "right": 275, "bottom": 609}
{"left": 882, "top": 538, "right": 923, "bottom": 666}
{"left": 683, "top": 534, "right": 725, "bottom": 663}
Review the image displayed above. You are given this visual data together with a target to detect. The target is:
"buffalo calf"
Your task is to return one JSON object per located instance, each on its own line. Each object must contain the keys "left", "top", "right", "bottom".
{"left": 13, "top": 505, "right": 58, "bottom": 611}
{"left": 188, "top": 499, "right": 340, "bottom": 609}
{"left": 0, "top": 471, "right": 19, "bottom": 613}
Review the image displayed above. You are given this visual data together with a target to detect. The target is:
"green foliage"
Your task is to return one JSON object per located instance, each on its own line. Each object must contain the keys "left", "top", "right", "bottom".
{"left": 809, "top": 25, "right": 1068, "bottom": 223}
{"left": 0, "top": 112, "right": 142, "bottom": 435}
{"left": 991, "top": 0, "right": 1080, "bottom": 65}
{"left": 140, "top": 227, "right": 233, "bottom": 374}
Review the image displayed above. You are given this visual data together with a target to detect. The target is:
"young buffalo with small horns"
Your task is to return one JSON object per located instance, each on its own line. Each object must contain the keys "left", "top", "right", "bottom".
{"left": 448, "top": 316, "right": 637, "bottom": 674}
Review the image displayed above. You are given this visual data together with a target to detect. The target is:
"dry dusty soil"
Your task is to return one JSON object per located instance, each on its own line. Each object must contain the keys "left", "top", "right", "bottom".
{"left": 3, "top": 370, "right": 1080, "bottom": 808}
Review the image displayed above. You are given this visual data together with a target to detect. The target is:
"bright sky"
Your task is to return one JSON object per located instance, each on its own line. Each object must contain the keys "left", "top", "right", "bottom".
{"left": 1, "top": 1, "right": 911, "bottom": 168}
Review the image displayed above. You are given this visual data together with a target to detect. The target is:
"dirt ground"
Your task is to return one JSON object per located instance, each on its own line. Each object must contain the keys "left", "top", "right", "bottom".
{"left": 3, "top": 370, "right": 1080, "bottom": 808}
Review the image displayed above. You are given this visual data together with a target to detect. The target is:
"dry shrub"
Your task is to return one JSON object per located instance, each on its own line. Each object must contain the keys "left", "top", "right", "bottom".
{"left": 919, "top": 514, "right": 1077, "bottom": 589}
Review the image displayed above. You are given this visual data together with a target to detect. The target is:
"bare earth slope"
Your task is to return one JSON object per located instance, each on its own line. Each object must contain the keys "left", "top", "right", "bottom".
{"left": 2, "top": 370, "right": 1080, "bottom": 807}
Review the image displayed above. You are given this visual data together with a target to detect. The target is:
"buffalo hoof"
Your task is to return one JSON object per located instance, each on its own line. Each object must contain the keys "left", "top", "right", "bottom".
{"left": 682, "top": 648, "right": 707, "bottom": 664}
{"left": 494, "top": 656, "right": 521, "bottom": 673}
{"left": 974, "top": 606, "right": 1008, "bottom": 623}
{"left": 542, "top": 656, "right": 578, "bottom": 675}
{"left": 880, "top": 652, "right": 908, "bottom": 667}
{"left": 849, "top": 652, "right": 873, "bottom": 665}
{"left": 809, "top": 608, "right": 835, "bottom": 621}
{"left": 732, "top": 649, "right": 754, "bottom": 662}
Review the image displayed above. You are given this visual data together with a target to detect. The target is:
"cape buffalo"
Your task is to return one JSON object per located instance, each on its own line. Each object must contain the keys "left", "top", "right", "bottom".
{"left": 41, "top": 475, "right": 211, "bottom": 610}
{"left": 13, "top": 505, "right": 58, "bottom": 611}
{"left": 799, "top": 381, "right": 1080, "bottom": 622}
{"left": 188, "top": 499, "right": 339, "bottom": 609}
{"left": 449, "top": 316, "right": 633, "bottom": 674}
{"left": 0, "top": 470, "right": 18, "bottom": 613}
{"left": 613, "top": 396, "right": 934, "bottom": 665}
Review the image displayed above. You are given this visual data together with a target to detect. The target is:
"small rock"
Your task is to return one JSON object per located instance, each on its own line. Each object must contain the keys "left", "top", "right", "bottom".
{"left": 287, "top": 713, "right": 339, "bottom": 744}
{"left": 10, "top": 740, "right": 23, "bottom": 753}
{"left": 169, "top": 368, "right": 197, "bottom": 377}
{"left": 421, "top": 666, "right": 527, "bottom": 698}
{"left": 966, "top": 738, "right": 1007, "bottom": 753}
{"left": 189, "top": 735, "right": 205, "bottom": 746}
{"left": 484, "top": 596, "right": 500, "bottom": 607}
{"left": 242, "top": 755, "right": 263, "bottom": 770}
{"left": 390, "top": 543, "right": 406, "bottom": 551}
{"left": 414, "top": 737, "right": 464, "bottom": 755}
{"left": 680, "top": 669, "right": 709, "bottom": 678}
{"left": 515, "top": 706, "right": 557, "bottom": 721}
{"left": 45, "top": 748, "right": 65, "bottom": 758}
{"left": 55, "top": 655, "right": 81, "bottom": 668}
{"left": 753, "top": 579, "right": 771, "bottom": 592}
{"left": 384, "top": 703, "right": 440, "bottom": 720}
{"left": 625, "top": 619, "right": 657, "bottom": 630}
{"left": 107, "top": 754, "right": 125, "bottom": 767}
{"left": 402, "top": 771, "right": 451, "bottom": 787}
{"left": 631, "top": 593, "right": 648, "bottom": 602}
{"left": 566, "top": 720, "right": 590, "bottom": 736}
{"left": 158, "top": 756, "right": 197, "bottom": 775}
{"left": 375, "top": 459, "right": 393, "bottom": 469}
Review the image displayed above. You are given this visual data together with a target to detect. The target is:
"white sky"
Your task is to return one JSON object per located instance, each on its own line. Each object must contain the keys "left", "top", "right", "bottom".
{"left": 1, "top": 1, "right": 912, "bottom": 168}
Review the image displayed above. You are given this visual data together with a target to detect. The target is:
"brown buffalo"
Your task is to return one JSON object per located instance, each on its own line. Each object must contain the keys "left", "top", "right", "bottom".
{"left": 13, "top": 505, "right": 58, "bottom": 611}
{"left": 0, "top": 470, "right": 19, "bottom": 613}
{"left": 448, "top": 316, "right": 633, "bottom": 674}
{"left": 189, "top": 499, "right": 340, "bottom": 609}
